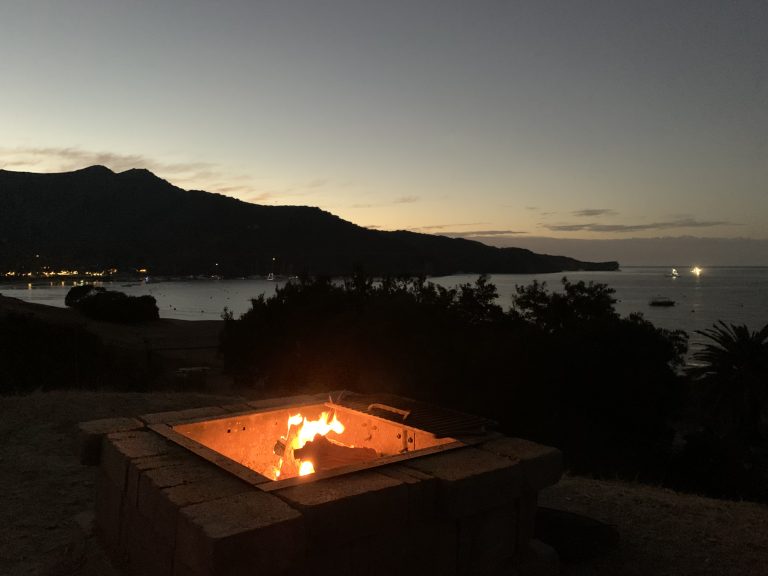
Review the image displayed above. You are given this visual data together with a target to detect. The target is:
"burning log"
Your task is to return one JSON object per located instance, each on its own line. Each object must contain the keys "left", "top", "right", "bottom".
{"left": 293, "top": 434, "right": 378, "bottom": 472}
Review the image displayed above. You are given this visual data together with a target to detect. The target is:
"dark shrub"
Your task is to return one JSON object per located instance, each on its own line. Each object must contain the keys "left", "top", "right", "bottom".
{"left": 67, "top": 286, "right": 159, "bottom": 323}
{"left": 65, "top": 284, "right": 104, "bottom": 307}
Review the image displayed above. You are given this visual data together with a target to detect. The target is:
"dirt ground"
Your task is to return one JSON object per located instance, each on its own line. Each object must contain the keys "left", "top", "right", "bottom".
{"left": 1, "top": 391, "right": 767, "bottom": 576}
{"left": 0, "top": 294, "right": 227, "bottom": 389}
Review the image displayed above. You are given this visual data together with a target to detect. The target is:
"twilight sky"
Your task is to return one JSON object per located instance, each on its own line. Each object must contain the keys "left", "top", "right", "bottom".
{"left": 1, "top": 1, "right": 767, "bottom": 263}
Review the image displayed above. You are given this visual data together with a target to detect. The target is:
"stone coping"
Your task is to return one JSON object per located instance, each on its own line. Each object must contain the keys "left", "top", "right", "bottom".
{"left": 84, "top": 394, "right": 562, "bottom": 576}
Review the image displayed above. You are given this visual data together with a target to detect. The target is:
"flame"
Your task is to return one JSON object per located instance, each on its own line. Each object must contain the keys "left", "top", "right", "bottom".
{"left": 278, "top": 411, "right": 345, "bottom": 478}
{"left": 289, "top": 411, "right": 345, "bottom": 450}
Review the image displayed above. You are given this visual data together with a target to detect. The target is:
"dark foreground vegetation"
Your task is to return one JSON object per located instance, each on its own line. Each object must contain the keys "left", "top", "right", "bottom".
{"left": 220, "top": 274, "right": 768, "bottom": 503}
{"left": 65, "top": 284, "right": 159, "bottom": 323}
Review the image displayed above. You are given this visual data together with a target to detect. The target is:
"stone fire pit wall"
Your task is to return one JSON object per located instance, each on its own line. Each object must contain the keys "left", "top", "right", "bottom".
{"left": 80, "top": 393, "right": 562, "bottom": 576}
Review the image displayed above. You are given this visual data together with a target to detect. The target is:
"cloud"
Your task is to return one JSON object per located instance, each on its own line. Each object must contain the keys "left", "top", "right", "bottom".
{"left": 443, "top": 230, "right": 527, "bottom": 237}
{"left": 244, "top": 192, "right": 274, "bottom": 203}
{"left": 572, "top": 208, "right": 618, "bottom": 217}
{"left": 411, "top": 222, "right": 486, "bottom": 231}
{"left": 543, "top": 218, "right": 733, "bottom": 233}
{"left": 351, "top": 196, "right": 421, "bottom": 209}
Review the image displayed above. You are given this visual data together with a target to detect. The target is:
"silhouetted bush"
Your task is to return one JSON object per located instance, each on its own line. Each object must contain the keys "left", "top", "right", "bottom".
{"left": 668, "top": 321, "right": 768, "bottom": 501}
{"left": 64, "top": 284, "right": 104, "bottom": 307}
{"left": 65, "top": 285, "right": 159, "bottom": 323}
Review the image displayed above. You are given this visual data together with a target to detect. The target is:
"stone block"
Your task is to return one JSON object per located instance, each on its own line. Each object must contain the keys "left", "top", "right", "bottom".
{"left": 140, "top": 406, "right": 228, "bottom": 426}
{"left": 378, "top": 463, "right": 438, "bottom": 518}
{"left": 295, "top": 542, "right": 353, "bottom": 576}
{"left": 406, "top": 518, "right": 458, "bottom": 576}
{"left": 102, "top": 430, "right": 178, "bottom": 490}
{"left": 480, "top": 438, "right": 563, "bottom": 491}
{"left": 458, "top": 505, "right": 518, "bottom": 576}
{"left": 175, "top": 491, "right": 304, "bottom": 576}
{"left": 126, "top": 453, "right": 188, "bottom": 509}
{"left": 514, "top": 539, "right": 559, "bottom": 576}
{"left": 94, "top": 469, "right": 126, "bottom": 562}
{"left": 152, "top": 474, "right": 252, "bottom": 546}
{"left": 173, "top": 561, "right": 206, "bottom": 576}
{"left": 137, "top": 459, "right": 227, "bottom": 528}
{"left": 404, "top": 447, "right": 522, "bottom": 517}
{"left": 79, "top": 417, "right": 144, "bottom": 465}
{"left": 347, "top": 532, "right": 415, "bottom": 576}
{"left": 276, "top": 471, "right": 407, "bottom": 549}
{"left": 516, "top": 492, "right": 539, "bottom": 551}
{"left": 122, "top": 504, "right": 175, "bottom": 576}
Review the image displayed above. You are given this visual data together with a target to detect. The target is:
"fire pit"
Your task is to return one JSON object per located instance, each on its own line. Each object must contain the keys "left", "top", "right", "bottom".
{"left": 81, "top": 392, "right": 563, "bottom": 576}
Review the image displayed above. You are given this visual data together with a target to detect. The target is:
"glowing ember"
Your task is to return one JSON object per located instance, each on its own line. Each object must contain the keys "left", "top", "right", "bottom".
{"left": 299, "top": 461, "right": 315, "bottom": 475}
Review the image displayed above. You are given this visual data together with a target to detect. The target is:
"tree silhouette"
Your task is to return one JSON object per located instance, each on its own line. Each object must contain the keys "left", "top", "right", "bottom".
{"left": 690, "top": 321, "right": 768, "bottom": 445}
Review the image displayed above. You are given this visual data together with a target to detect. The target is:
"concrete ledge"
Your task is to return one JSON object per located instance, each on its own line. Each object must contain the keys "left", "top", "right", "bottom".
{"left": 79, "top": 417, "right": 144, "bottom": 465}
{"left": 404, "top": 447, "right": 522, "bottom": 517}
{"left": 139, "top": 406, "right": 228, "bottom": 426}
{"left": 276, "top": 471, "right": 407, "bottom": 548}
{"left": 378, "top": 463, "right": 438, "bottom": 518}
{"left": 101, "top": 430, "right": 179, "bottom": 490}
{"left": 175, "top": 491, "right": 304, "bottom": 576}
{"left": 126, "top": 453, "right": 189, "bottom": 509}
{"left": 480, "top": 438, "right": 563, "bottom": 491}
{"left": 138, "top": 460, "right": 251, "bottom": 545}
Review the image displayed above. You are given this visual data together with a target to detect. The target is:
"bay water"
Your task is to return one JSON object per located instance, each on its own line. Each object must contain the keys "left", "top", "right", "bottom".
{"left": 3, "top": 267, "right": 767, "bottom": 346}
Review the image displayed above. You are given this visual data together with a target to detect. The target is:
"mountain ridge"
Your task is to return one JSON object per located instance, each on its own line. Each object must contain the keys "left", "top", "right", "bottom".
{"left": 0, "top": 166, "right": 619, "bottom": 276}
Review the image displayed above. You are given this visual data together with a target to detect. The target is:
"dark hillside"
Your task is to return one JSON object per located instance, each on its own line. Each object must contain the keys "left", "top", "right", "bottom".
{"left": 0, "top": 166, "right": 619, "bottom": 276}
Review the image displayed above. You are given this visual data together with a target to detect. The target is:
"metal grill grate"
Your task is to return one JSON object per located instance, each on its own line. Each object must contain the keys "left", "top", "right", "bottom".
{"left": 329, "top": 391, "right": 496, "bottom": 438}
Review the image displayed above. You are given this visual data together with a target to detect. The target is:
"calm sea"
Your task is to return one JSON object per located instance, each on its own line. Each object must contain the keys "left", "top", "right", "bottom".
{"left": 3, "top": 267, "right": 767, "bottom": 344}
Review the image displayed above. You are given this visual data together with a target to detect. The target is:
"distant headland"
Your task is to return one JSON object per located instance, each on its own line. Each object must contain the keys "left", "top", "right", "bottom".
{"left": 0, "top": 166, "right": 619, "bottom": 277}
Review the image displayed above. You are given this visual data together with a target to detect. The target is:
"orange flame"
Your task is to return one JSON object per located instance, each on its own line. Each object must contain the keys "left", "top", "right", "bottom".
{"left": 284, "top": 411, "right": 344, "bottom": 477}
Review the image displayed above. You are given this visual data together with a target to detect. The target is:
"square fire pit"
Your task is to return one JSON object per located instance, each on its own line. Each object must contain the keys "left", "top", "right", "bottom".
{"left": 81, "top": 392, "right": 562, "bottom": 576}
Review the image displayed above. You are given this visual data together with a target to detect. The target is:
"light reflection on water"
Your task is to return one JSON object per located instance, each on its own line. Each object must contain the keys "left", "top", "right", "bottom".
{"left": 2, "top": 268, "right": 767, "bottom": 344}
